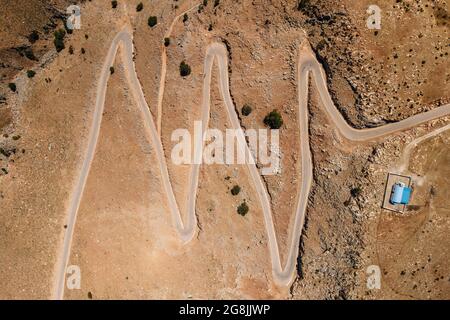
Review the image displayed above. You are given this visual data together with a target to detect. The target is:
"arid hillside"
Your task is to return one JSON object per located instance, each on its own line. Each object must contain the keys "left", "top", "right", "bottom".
{"left": 0, "top": 0, "right": 448, "bottom": 299}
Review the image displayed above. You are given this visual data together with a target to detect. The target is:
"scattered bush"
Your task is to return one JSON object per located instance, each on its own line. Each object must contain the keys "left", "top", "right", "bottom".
{"left": 53, "top": 29, "right": 66, "bottom": 52}
{"left": 297, "top": 0, "right": 309, "bottom": 11}
{"left": 110, "top": 66, "right": 115, "bottom": 74}
{"left": 111, "top": 0, "right": 118, "bottom": 9}
{"left": 350, "top": 186, "right": 362, "bottom": 198}
{"left": 237, "top": 202, "right": 249, "bottom": 216}
{"left": 148, "top": 16, "right": 157, "bottom": 27}
{"left": 81, "top": 48, "right": 86, "bottom": 54}
{"left": 214, "top": 0, "right": 220, "bottom": 7}
{"left": 183, "top": 13, "right": 188, "bottom": 23}
{"left": 231, "top": 185, "right": 241, "bottom": 196}
{"left": 179, "top": 61, "right": 191, "bottom": 77}
{"left": 241, "top": 104, "right": 252, "bottom": 116}
{"left": 203, "top": 0, "right": 208, "bottom": 6}
{"left": 68, "top": 45, "right": 74, "bottom": 55}
{"left": 28, "top": 30, "right": 39, "bottom": 43}
{"left": 23, "top": 48, "right": 36, "bottom": 61}
{"left": 8, "top": 83, "right": 16, "bottom": 92}
{"left": 136, "top": 2, "right": 143, "bottom": 12}
{"left": 164, "top": 37, "right": 170, "bottom": 47}
{"left": 263, "top": 109, "right": 283, "bottom": 129}
{"left": 26, "top": 70, "right": 36, "bottom": 78}
{"left": 208, "top": 24, "right": 213, "bottom": 31}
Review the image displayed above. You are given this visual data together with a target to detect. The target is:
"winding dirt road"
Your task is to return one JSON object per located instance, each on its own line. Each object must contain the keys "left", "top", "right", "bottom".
{"left": 53, "top": 26, "right": 450, "bottom": 299}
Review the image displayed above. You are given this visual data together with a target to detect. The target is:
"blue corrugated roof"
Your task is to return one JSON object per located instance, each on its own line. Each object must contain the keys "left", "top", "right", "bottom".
{"left": 390, "top": 183, "right": 412, "bottom": 205}
{"left": 401, "top": 187, "right": 411, "bottom": 204}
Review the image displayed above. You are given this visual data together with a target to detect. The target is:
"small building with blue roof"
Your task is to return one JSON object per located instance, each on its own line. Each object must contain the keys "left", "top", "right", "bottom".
{"left": 389, "top": 182, "right": 412, "bottom": 205}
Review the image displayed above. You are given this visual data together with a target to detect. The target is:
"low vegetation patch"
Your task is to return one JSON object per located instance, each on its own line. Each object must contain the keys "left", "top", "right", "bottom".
{"left": 28, "top": 30, "right": 39, "bottom": 43}
{"left": 53, "top": 29, "right": 66, "bottom": 52}
{"left": 350, "top": 186, "right": 362, "bottom": 198}
{"left": 136, "top": 2, "right": 143, "bottom": 12}
{"left": 148, "top": 16, "right": 157, "bottom": 27}
{"left": 26, "top": 70, "right": 36, "bottom": 78}
{"left": 231, "top": 185, "right": 241, "bottom": 196}
{"left": 180, "top": 61, "right": 191, "bottom": 77}
{"left": 237, "top": 202, "right": 249, "bottom": 216}
{"left": 241, "top": 104, "right": 252, "bottom": 116}
{"left": 164, "top": 37, "right": 170, "bottom": 47}
{"left": 111, "top": 0, "right": 118, "bottom": 9}
{"left": 263, "top": 109, "right": 283, "bottom": 129}
{"left": 8, "top": 83, "right": 16, "bottom": 92}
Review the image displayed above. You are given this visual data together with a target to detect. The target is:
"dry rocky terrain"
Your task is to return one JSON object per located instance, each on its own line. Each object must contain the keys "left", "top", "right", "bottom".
{"left": 0, "top": 0, "right": 448, "bottom": 299}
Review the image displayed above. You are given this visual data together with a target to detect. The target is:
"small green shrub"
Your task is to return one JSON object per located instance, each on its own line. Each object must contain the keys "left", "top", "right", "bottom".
{"left": 263, "top": 109, "right": 283, "bottom": 129}
{"left": 23, "top": 48, "right": 36, "bottom": 60}
{"left": 148, "top": 16, "right": 157, "bottom": 27}
{"left": 183, "top": 13, "right": 188, "bottom": 22}
{"left": 203, "top": 0, "right": 208, "bottom": 6}
{"left": 110, "top": 66, "right": 115, "bottom": 74}
{"left": 111, "top": 0, "right": 118, "bottom": 8}
{"left": 179, "top": 61, "right": 191, "bottom": 77}
{"left": 28, "top": 30, "right": 39, "bottom": 43}
{"left": 164, "top": 37, "right": 170, "bottom": 47}
{"left": 53, "top": 29, "right": 66, "bottom": 52}
{"left": 297, "top": 0, "right": 309, "bottom": 11}
{"left": 81, "top": 48, "right": 86, "bottom": 54}
{"left": 136, "top": 2, "right": 143, "bottom": 12}
{"left": 241, "top": 104, "right": 252, "bottom": 116}
{"left": 351, "top": 186, "right": 362, "bottom": 198}
{"left": 231, "top": 185, "right": 241, "bottom": 196}
{"left": 237, "top": 202, "right": 249, "bottom": 216}
{"left": 8, "top": 83, "right": 16, "bottom": 92}
{"left": 26, "top": 70, "right": 36, "bottom": 78}
{"left": 68, "top": 45, "right": 74, "bottom": 55}
{"left": 214, "top": 0, "right": 220, "bottom": 7}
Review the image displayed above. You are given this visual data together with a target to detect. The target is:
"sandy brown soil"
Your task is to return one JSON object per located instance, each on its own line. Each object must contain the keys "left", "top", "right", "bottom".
{"left": 64, "top": 55, "right": 285, "bottom": 299}
{"left": 0, "top": 0, "right": 125, "bottom": 299}
{"left": 368, "top": 131, "right": 449, "bottom": 299}
{"left": 0, "top": 0, "right": 449, "bottom": 299}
